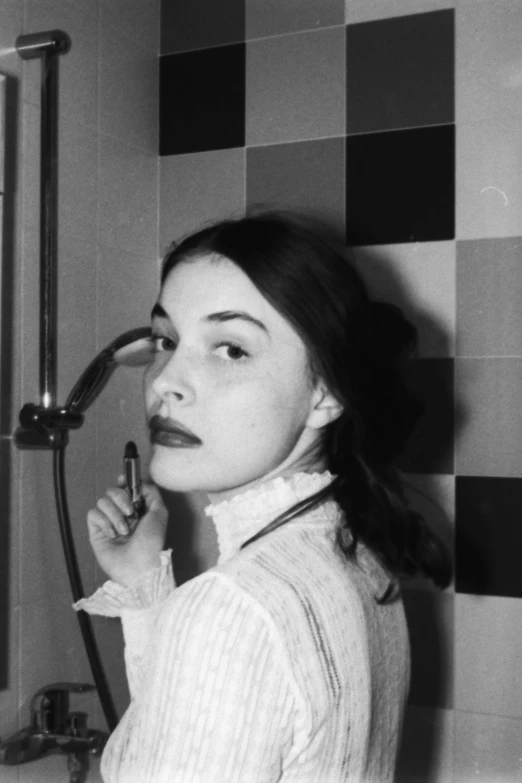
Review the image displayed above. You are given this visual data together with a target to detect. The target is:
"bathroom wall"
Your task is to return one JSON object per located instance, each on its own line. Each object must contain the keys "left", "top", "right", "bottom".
{"left": 159, "top": 0, "right": 522, "bottom": 781}
{"left": 0, "top": 1, "right": 159, "bottom": 781}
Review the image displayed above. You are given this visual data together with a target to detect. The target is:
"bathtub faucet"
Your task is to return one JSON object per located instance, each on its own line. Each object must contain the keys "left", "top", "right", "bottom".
{"left": 0, "top": 682, "right": 108, "bottom": 766}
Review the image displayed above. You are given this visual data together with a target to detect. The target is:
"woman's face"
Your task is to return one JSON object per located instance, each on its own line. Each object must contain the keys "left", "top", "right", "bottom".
{"left": 144, "top": 253, "right": 337, "bottom": 501}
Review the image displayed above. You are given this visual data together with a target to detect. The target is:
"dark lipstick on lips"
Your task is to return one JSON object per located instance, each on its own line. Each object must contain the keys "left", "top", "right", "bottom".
{"left": 149, "top": 415, "right": 202, "bottom": 448}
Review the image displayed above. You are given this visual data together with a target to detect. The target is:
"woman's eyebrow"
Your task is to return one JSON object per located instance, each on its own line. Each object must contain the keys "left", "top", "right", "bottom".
{"left": 204, "top": 310, "right": 269, "bottom": 334}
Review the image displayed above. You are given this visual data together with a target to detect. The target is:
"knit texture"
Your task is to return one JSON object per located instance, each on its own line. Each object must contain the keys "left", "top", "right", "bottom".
{"left": 75, "top": 472, "right": 410, "bottom": 782}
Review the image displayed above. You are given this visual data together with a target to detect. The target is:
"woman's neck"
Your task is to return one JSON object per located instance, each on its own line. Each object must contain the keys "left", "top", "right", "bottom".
{"left": 206, "top": 450, "right": 328, "bottom": 506}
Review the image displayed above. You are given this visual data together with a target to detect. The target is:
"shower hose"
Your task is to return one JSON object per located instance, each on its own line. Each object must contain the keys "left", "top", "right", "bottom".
{"left": 53, "top": 442, "right": 118, "bottom": 733}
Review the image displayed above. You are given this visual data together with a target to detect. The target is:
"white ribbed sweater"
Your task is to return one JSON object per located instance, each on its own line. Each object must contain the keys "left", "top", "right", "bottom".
{"left": 76, "top": 472, "right": 410, "bottom": 782}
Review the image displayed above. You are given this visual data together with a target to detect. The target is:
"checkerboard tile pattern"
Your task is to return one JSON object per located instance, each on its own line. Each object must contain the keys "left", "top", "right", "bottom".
{"left": 159, "top": 1, "right": 522, "bottom": 779}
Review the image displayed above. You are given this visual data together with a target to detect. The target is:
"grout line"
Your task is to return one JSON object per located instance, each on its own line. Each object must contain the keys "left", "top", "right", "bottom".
{"left": 452, "top": 706, "right": 522, "bottom": 723}
{"left": 165, "top": 121, "right": 454, "bottom": 158}
{"left": 160, "top": 22, "right": 346, "bottom": 58}
{"left": 98, "top": 127, "right": 158, "bottom": 156}
{"left": 454, "top": 355, "right": 522, "bottom": 360}
{"left": 245, "top": 134, "right": 345, "bottom": 151}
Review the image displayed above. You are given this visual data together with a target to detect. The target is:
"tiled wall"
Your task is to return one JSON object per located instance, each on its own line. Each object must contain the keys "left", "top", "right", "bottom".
{"left": 159, "top": 1, "right": 522, "bottom": 781}
{"left": 0, "top": 1, "right": 159, "bottom": 781}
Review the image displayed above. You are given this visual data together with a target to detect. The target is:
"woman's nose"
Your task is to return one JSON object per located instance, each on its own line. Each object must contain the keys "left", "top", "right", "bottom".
{"left": 148, "top": 351, "right": 195, "bottom": 404}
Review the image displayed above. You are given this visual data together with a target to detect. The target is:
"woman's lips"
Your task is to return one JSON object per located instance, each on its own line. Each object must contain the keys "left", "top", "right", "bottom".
{"left": 149, "top": 415, "right": 202, "bottom": 447}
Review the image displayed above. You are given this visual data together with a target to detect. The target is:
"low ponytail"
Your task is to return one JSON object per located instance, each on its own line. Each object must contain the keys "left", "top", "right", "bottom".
{"left": 324, "top": 301, "right": 453, "bottom": 590}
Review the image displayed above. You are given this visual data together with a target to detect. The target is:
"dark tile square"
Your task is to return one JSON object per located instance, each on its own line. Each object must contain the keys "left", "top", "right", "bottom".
{"left": 347, "top": 10, "right": 454, "bottom": 134}
{"left": 397, "top": 358, "right": 454, "bottom": 475}
{"left": 161, "top": 0, "right": 245, "bottom": 55}
{"left": 346, "top": 125, "right": 455, "bottom": 246}
{"left": 456, "top": 476, "right": 522, "bottom": 599}
{"left": 160, "top": 45, "right": 245, "bottom": 156}
{"left": 402, "top": 591, "right": 454, "bottom": 709}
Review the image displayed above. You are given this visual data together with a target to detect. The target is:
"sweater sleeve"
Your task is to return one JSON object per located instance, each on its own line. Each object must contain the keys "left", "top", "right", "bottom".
{"left": 73, "top": 550, "right": 175, "bottom": 696}
{"left": 101, "top": 572, "right": 298, "bottom": 783}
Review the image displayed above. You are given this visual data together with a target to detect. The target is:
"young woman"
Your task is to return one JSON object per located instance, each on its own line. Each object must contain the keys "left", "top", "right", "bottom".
{"left": 76, "top": 211, "right": 451, "bottom": 783}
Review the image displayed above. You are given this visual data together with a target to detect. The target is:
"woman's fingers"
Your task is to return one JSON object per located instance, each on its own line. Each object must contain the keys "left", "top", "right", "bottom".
{"left": 87, "top": 507, "right": 120, "bottom": 541}
{"left": 106, "top": 487, "right": 134, "bottom": 516}
{"left": 94, "top": 495, "right": 129, "bottom": 536}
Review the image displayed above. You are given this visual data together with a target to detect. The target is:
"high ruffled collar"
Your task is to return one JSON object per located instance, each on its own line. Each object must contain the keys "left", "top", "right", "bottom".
{"left": 205, "top": 471, "right": 339, "bottom": 563}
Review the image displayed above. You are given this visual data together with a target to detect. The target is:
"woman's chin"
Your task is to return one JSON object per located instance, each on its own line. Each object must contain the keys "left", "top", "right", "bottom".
{"left": 148, "top": 451, "right": 199, "bottom": 493}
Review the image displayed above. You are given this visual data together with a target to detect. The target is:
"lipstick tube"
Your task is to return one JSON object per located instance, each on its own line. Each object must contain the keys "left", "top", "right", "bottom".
{"left": 120, "top": 440, "right": 146, "bottom": 539}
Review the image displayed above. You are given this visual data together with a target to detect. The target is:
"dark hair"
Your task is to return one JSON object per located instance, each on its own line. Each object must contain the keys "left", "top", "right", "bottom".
{"left": 161, "top": 210, "right": 452, "bottom": 593}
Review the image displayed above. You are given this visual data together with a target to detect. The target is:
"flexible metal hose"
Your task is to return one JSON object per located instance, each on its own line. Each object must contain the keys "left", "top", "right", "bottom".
{"left": 52, "top": 443, "right": 118, "bottom": 733}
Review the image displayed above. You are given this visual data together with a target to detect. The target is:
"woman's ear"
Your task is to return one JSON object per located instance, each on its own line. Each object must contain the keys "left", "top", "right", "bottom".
{"left": 306, "top": 383, "right": 344, "bottom": 430}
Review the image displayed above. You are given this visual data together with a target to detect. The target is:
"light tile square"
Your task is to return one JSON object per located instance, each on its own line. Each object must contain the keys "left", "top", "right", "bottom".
{"left": 65, "top": 0, "right": 98, "bottom": 17}
{"left": 455, "top": 358, "right": 522, "bottom": 477}
{"left": 246, "top": 28, "right": 345, "bottom": 146}
{"left": 56, "top": 237, "right": 97, "bottom": 402}
{"left": 23, "top": 0, "right": 98, "bottom": 130}
{"left": 159, "top": 149, "right": 246, "bottom": 252}
{"left": 21, "top": 101, "right": 40, "bottom": 233}
{"left": 455, "top": 594, "right": 522, "bottom": 718}
{"left": 97, "top": 137, "right": 158, "bottom": 256}
{"left": 403, "top": 590, "right": 454, "bottom": 709}
{"left": 345, "top": 0, "right": 454, "bottom": 24}
{"left": 96, "top": 246, "right": 158, "bottom": 348}
{"left": 0, "top": 0, "right": 23, "bottom": 79}
{"left": 0, "top": 441, "right": 20, "bottom": 610}
{"left": 58, "top": 119, "right": 98, "bottom": 244}
{"left": 247, "top": 0, "right": 344, "bottom": 39}
{"left": 0, "top": 605, "right": 20, "bottom": 739}
{"left": 454, "top": 710, "right": 522, "bottom": 783}
{"left": 18, "top": 446, "right": 96, "bottom": 604}
{"left": 19, "top": 592, "right": 92, "bottom": 710}
{"left": 353, "top": 241, "right": 456, "bottom": 358}
{"left": 457, "top": 117, "right": 522, "bottom": 240}
{"left": 456, "top": 237, "right": 522, "bottom": 358}
{"left": 246, "top": 138, "right": 345, "bottom": 234}
{"left": 19, "top": 229, "right": 40, "bottom": 402}
{"left": 90, "top": 615, "right": 129, "bottom": 717}
{"left": 93, "top": 364, "right": 150, "bottom": 500}
{"left": 99, "top": 27, "right": 158, "bottom": 152}
{"left": 100, "top": 0, "right": 159, "bottom": 52}
{"left": 457, "top": 0, "right": 522, "bottom": 123}
{"left": 395, "top": 706, "right": 454, "bottom": 783}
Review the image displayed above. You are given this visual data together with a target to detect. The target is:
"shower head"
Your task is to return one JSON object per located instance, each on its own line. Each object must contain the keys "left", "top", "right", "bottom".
{"left": 16, "top": 30, "right": 71, "bottom": 60}
{"left": 65, "top": 327, "right": 153, "bottom": 414}
{"left": 15, "top": 327, "right": 153, "bottom": 448}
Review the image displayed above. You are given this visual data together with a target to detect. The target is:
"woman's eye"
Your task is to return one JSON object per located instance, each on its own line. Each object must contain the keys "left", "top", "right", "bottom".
{"left": 152, "top": 335, "right": 176, "bottom": 353}
{"left": 214, "top": 342, "right": 248, "bottom": 361}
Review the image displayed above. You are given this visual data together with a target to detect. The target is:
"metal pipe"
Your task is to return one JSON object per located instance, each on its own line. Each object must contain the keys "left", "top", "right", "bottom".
{"left": 40, "top": 50, "right": 58, "bottom": 408}
{"left": 16, "top": 31, "right": 70, "bottom": 408}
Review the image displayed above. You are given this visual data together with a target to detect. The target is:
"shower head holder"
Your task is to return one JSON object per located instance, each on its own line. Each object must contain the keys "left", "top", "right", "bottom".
{"left": 15, "top": 30, "right": 71, "bottom": 60}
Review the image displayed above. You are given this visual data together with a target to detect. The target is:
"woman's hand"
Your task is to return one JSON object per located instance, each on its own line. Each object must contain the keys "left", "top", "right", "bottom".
{"left": 87, "top": 477, "right": 168, "bottom": 587}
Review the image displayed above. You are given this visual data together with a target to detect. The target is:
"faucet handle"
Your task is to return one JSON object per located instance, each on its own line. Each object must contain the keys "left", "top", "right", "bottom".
{"left": 30, "top": 683, "right": 95, "bottom": 734}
